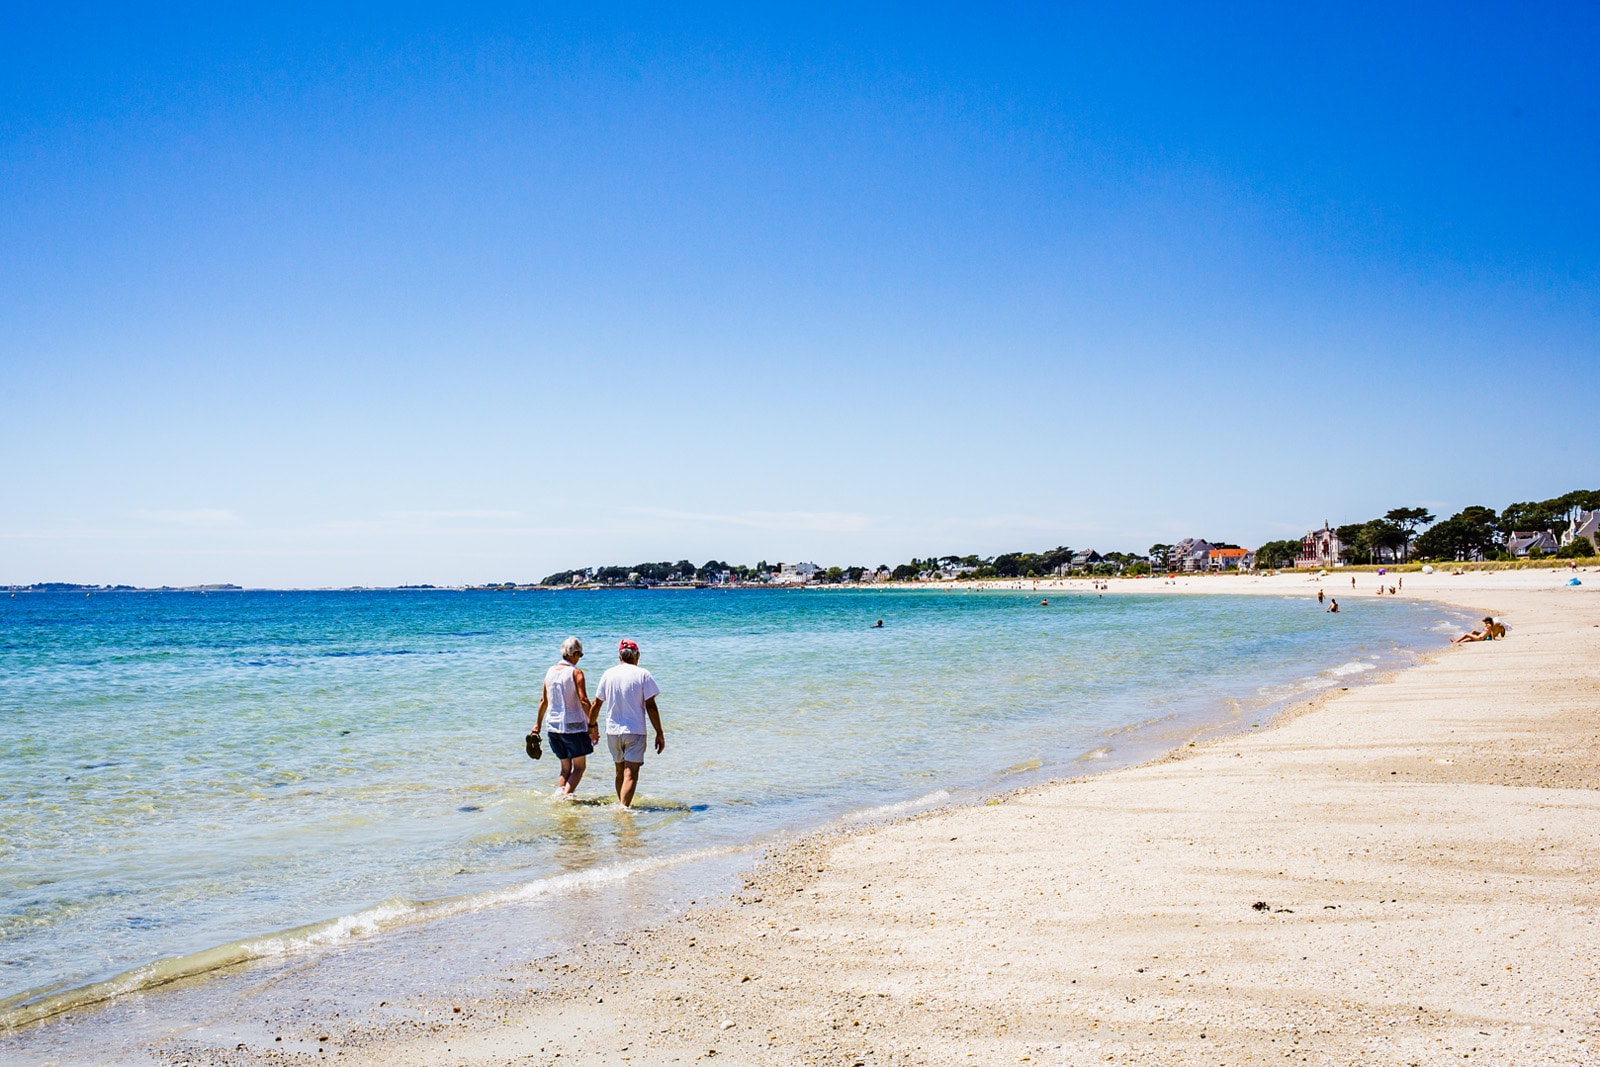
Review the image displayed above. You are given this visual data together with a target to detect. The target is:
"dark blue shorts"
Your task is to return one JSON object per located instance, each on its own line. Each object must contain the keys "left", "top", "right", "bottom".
{"left": 547, "top": 729, "right": 594, "bottom": 760}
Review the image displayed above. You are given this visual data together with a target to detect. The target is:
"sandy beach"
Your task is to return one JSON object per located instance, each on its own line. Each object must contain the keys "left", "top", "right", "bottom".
{"left": 206, "top": 570, "right": 1600, "bottom": 1065}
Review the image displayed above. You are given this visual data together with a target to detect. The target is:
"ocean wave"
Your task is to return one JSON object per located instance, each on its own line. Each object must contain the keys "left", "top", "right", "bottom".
{"left": 1325, "top": 660, "right": 1378, "bottom": 678}
{"left": 0, "top": 846, "right": 738, "bottom": 1033}
{"left": 843, "top": 790, "right": 951, "bottom": 822}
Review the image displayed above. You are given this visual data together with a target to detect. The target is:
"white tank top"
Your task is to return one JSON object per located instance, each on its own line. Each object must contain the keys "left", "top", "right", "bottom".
{"left": 543, "top": 661, "right": 584, "bottom": 732}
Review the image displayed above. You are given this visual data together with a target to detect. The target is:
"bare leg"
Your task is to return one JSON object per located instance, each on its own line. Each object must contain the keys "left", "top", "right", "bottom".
{"left": 616, "top": 762, "right": 641, "bottom": 807}
{"left": 557, "top": 755, "right": 586, "bottom": 795}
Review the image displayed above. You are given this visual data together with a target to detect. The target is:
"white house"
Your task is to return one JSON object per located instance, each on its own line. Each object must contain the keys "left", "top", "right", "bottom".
{"left": 1208, "top": 547, "right": 1255, "bottom": 571}
{"left": 1166, "top": 539, "right": 1214, "bottom": 573}
{"left": 1507, "top": 530, "right": 1559, "bottom": 557}
{"left": 775, "top": 562, "right": 820, "bottom": 585}
{"left": 1561, "top": 510, "right": 1599, "bottom": 553}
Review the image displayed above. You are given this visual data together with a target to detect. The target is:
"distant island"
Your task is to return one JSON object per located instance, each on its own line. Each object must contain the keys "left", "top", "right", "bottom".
{"left": 3, "top": 583, "right": 244, "bottom": 593}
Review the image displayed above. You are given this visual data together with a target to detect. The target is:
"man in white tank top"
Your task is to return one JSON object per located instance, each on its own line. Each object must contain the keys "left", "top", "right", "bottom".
{"left": 534, "top": 637, "right": 596, "bottom": 797}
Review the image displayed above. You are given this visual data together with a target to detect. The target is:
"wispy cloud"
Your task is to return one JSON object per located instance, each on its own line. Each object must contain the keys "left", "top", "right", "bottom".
{"left": 133, "top": 508, "right": 241, "bottom": 526}
{"left": 383, "top": 509, "right": 522, "bottom": 520}
{"left": 625, "top": 508, "right": 872, "bottom": 533}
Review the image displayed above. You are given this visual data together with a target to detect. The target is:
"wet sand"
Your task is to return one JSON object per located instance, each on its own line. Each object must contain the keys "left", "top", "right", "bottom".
{"left": 183, "top": 571, "right": 1600, "bottom": 1065}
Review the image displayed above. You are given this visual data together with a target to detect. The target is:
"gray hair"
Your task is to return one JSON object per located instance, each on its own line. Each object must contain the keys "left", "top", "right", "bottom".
{"left": 560, "top": 637, "right": 583, "bottom": 659}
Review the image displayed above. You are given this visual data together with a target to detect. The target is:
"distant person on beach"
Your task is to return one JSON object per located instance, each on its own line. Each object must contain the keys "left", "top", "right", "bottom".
{"left": 1452, "top": 617, "right": 1504, "bottom": 644}
{"left": 1317, "top": 589, "right": 1325, "bottom": 604}
{"left": 1327, "top": 599, "right": 1340, "bottom": 613}
{"left": 535, "top": 637, "right": 595, "bottom": 799}
{"left": 1351, "top": 576, "right": 1356, "bottom": 589}
{"left": 591, "top": 639, "right": 666, "bottom": 809}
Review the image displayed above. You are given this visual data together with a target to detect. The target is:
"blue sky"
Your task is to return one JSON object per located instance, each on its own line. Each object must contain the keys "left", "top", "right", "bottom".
{"left": 2, "top": 5, "right": 1596, "bottom": 586}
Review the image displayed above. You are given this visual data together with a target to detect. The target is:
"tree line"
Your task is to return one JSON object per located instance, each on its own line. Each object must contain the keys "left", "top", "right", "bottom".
{"left": 1255, "top": 489, "right": 1599, "bottom": 567}
{"left": 536, "top": 488, "right": 1598, "bottom": 585}
{"left": 541, "top": 546, "right": 1154, "bottom": 587}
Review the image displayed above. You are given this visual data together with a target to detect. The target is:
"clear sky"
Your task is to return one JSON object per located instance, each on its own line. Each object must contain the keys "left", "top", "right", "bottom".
{"left": 3, "top": 5, "right": 1597, "bottom": 586}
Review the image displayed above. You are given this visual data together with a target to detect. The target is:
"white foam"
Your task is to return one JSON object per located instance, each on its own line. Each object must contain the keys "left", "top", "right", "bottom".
{"left": 1325, "top": 660, "right": 1377, "bottom": 678}
{"left": 0, "top": 847, "right": 742, "bottom": 1031}
{"left": 843, "top": 790, "right": 951, "bottom": 823}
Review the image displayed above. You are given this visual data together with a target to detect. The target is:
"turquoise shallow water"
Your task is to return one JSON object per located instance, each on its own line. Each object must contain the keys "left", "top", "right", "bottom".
{"left": 0, "top": 586, "right": 1455, "bottom": 1024}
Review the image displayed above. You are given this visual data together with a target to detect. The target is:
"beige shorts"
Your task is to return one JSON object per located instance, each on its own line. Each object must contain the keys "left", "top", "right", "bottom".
{"left": 607, "top": 733, "right": 646, "bottom": 764}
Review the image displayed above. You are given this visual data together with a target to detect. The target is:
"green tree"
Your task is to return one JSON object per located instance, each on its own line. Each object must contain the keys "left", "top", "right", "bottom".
{"left": 1557, "top": 537, "right": 1596, "bottom": 559}
{"left": 1335, "top": 520, "right": 1405, "bottom": 565}
{"left": 1335, "top": 524, "right": 1368, "bottom": 564}
{"left": 1255, "top": 539, "right": 1300, "bottom": 569}
{"left": 1456, "top": 506, "right": 1501, "bottom": 557}
{"left": 1501, "top": 490, "right": 1600, "bottom": 541}
{"left": 1384, "top": 507, "right": 1435, "bottom": 560}
{"left": 1366, "top": 519, "right": 1406, "bottom": 562}
{"left": 1414, "top": 507, "right": 1500, "bottom": 561}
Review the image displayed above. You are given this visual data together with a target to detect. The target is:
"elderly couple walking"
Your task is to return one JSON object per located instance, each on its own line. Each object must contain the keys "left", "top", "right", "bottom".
{"left": 534, "top": 637, "right": 665, "bottom": 808}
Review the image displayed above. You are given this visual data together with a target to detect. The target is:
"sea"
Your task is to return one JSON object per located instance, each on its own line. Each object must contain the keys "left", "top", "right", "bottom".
{"left": 0, "top": 585, "right": 1461, "bottom": 1062}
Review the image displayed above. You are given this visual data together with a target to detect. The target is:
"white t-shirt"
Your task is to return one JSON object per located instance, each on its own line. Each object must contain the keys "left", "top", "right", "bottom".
{"left": 595, "top": 663, "right": 660, "bottom": 736}
{"left": 543, "top": 662, "right": 587, "bottom": 732}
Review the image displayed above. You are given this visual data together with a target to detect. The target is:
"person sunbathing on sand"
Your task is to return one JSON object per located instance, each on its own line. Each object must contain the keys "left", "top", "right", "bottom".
{"left": 1451, "top": 617, "right": 1504, "bottom": 644}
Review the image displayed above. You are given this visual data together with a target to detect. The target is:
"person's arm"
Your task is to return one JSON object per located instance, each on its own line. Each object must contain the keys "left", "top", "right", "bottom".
{"left": 645, "top": 695, "right": 665, "bottom": 754}
{"left": 535, "top": 681, "right": 549, "bottom": 733}
{"left": 575, "top": 669, "right": 598, "bottom": 738}
{"left": 588, "top": 682, "right": 605, "bottom": 738}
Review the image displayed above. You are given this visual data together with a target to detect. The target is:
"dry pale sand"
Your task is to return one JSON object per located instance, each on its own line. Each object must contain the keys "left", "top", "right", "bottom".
{"left": 264, "top": 570, "right": 1600, "bottom": 1066}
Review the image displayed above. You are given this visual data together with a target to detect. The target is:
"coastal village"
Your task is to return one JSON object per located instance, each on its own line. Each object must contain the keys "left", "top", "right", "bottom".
{"left": 532, "top": 492, "right": 1600, "bottom": 590}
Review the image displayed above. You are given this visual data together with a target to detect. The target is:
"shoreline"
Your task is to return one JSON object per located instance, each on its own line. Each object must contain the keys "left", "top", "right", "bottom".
{"left": 309, "top": 571, "right": 1599, "bottom": 1066}
{"left": 0, "top": 587, "right": 1445, "bottom": 1052}
{"left": 7, "top": 559, "right": 1588, "bottom": 595}
{"left": 8, "top": 574, "right": 1594, "bottom": 1064}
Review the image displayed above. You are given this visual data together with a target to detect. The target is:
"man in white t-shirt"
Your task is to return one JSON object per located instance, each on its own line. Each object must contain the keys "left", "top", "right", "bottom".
{"left": 589, "top": 639, "right": 665, "bottom": 808}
